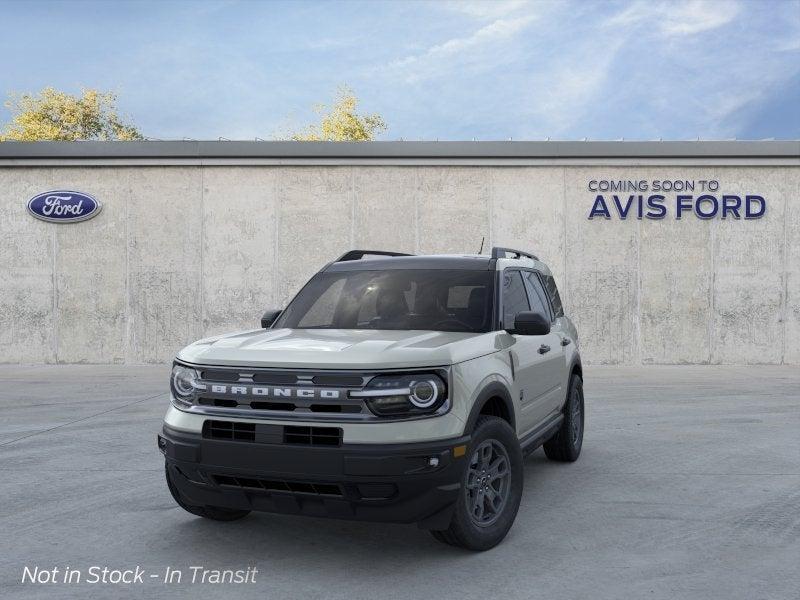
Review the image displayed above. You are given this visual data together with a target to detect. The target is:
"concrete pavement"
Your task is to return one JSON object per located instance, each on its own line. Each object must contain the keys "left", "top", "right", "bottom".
{"left": 1, "top": 365, "right": 798, "bottom": 599}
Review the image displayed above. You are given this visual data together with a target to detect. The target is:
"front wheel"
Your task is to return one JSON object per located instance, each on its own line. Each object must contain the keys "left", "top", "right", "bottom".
{"left": 431, "top": 416, "right": 523, "bottom": 551}
{"left": 543, "top": 374, "right": 584, "bottom": 462}
{"left": 165, "top": 464, "right": 250, "bottom": 521}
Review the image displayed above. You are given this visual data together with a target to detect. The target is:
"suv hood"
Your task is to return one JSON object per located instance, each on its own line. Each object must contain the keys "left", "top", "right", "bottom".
{"left": 176, "top": 328, "right": 500, "bottom": 369}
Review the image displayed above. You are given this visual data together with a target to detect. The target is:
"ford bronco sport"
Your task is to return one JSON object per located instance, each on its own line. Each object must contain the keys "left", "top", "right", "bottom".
{"left": 160, "top": 247, "right": 584, "bottom": 550}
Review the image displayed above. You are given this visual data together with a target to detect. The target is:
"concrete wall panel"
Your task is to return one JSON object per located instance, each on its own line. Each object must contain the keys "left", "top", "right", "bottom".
{"left": 638, "top": 169, "right": 713, "bottom": 364}
{"left": 640, "top": 216, "right": 713, "bottom": 364}
{"left": 274, "top": 168, "right": 353, "bottom": 307}
{"left": 711, "top": 168, "right": 787, "bottom": 363}
{"left": 127, "top": 168, "right": 203, "bottom": 362}
{"left": 353, "top": 167, "right": 417, "bottom": 254}
{"left": 201, "top": 167, "right": 276, "bottom": 337}
{"left": 783, "top": 169, "right": 800, "bottom": 364}
{"left": 0, "top": 168, "right": 55, "bottom": 362}
{"left": 52, "top": 168, "right": 130, "bottom": 363}
{"left": 416, "top": 168, "right": 490, "bottom": 255}
{"left": 564, "top": 168, "right": 639, "bottom": 364}
{"left": 491, "top": 167, "right": 566, "bottom": 285}
{"left": 786, "top": 273, "right": 800, "bottom": 364}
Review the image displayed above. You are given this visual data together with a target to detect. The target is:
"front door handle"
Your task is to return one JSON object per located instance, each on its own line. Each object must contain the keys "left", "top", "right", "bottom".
{"left": 538, "top": 344, "right": 551, "bottom": 354}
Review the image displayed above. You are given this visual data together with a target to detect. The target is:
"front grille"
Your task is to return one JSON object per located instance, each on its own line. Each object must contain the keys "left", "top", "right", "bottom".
{"left": 284, "top": 425, "right": 342, "bottom": 447}
{"left": 198, "top": 397, "right": 364, "bottom": 414}
{"left": 200, "top": 369, "right": 240, "bottom": 382}
{"left": 250, "top": 401, "right": 295, "bottom": 411}
{"left": 212, "top": 474, "right": 343, "bottom": 497}
{"left": 188, "top": 368, "right": 370, "bottom": 420}
{"left": 179, "top": 366, "right": 448, "bottom": 422}
{"left": 251, "top": 373, "right": 299, "bottom": 385}
{"left": 311, "top": 374, "right": 364, "bottom": 386}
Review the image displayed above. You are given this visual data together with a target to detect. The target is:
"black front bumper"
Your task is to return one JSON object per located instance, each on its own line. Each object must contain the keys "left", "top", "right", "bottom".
{"left": 159, "top": 424, "right": 470, "bottom": 529}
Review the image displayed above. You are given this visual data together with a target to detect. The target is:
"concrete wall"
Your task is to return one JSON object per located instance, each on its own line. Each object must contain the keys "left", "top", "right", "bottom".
{"left": 1, "top": 164, "right": 798, "bottom": 364}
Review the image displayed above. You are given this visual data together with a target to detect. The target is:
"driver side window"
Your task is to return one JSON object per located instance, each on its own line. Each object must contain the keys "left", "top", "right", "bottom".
{"left": 502, "top": 271, "right": 530, "bottom": 330}
{"left": 522, "top": 271, "right": 550, "bottom": 321}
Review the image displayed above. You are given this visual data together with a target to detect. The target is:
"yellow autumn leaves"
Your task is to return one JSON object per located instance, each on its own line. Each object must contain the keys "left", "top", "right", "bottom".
{"left": 1, "top": 85, "right": 386, "bottom": 142}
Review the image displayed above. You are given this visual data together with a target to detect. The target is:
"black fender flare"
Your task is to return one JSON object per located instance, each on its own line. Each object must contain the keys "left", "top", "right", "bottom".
{"left": 463, "top": 381, "right": 516, "bottom": 434}
{"left": 569, "top": 355, "right": 583, "bottom": 381}
{"left": 555, "top": 355, "right": 583, "bottom": 412}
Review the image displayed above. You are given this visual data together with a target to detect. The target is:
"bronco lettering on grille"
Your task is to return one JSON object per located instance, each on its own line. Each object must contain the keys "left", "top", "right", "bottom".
{"left": 208, "top": 385, "right": 341, "bottom": 400}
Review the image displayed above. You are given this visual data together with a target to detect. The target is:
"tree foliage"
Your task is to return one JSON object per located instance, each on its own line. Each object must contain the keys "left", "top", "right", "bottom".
{"left": 290, "top": 86, "right": 386, "bottom": 141}
{"left": 1, "top": 87, "right": 143, "bottom": 141}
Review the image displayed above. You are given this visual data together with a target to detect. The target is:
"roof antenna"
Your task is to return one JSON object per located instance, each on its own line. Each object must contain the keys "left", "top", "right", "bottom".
{"left": 478, "top": 236, "right": 485, "bottom": 254}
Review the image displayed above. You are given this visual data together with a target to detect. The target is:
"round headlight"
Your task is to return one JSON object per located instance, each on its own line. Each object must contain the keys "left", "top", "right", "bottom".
{"left": 355, "top": 372, "right": 448, "bottom": 417}
{"left": 409, "top": 379, "right": 439, "bottom": 408}
{"left": 171, "top": 365, "right": 198, "bottom": 398}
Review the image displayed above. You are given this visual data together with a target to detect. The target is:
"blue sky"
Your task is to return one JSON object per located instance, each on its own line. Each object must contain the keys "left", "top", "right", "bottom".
{"left": 1, "top": 0, "right": 798, "bottom": 140}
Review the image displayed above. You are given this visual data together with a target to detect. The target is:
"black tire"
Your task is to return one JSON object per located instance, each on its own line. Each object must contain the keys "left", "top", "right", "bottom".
{"left": 165, "top": 464, "right": 250, "bottom": 521}
{"left": 430, "top": 416, "right": 523, "bottom": 551}
{"left": 543, "top": 375, "right": 584, "bottom": 462}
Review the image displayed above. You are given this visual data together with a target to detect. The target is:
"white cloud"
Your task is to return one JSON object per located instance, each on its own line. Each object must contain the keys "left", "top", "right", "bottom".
{"left": 371, "top": 0, "right": 798, "bottom": 140}
{"left": 661, "top": 0, "right": 740, "bottom": 35}
{"left": 597, "top": 0, "right": 799, "bottom": 138}
{"left": 606, "top": 0, "right": 740, "bottom": 37}
{"left": 440, "top": 0, "right": 532, "bottom": 20}
{"left": 393, "top": 16, "right": 534, "bottom": 68}
{"left": 304, "top": 36, "right": 360, "bottom": 51}
{"left": 381, "top": 0, "right": 563, "bottom": 84}
{"left": 526, "top": 37, "right": 627, "bottom": 135}
{"left": 388, "top": 14, "right": 536, "bottom": 82}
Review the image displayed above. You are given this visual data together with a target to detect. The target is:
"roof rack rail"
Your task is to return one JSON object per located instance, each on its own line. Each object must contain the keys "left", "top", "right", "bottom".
{"left": 491, "top": 246, "right": 539, "bottom": 261}
{"left": 335, "top": 250, "right": 414, "bottom": 262}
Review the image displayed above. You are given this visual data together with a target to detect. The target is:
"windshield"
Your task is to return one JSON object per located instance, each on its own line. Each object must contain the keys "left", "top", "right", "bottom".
{"left": 274, "top": 269, "right": 495, "bottom": 333}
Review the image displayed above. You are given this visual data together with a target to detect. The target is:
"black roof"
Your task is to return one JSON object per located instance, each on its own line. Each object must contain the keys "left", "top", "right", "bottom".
{"left": 324, "top": 254, "right": 493, "bottom": 272}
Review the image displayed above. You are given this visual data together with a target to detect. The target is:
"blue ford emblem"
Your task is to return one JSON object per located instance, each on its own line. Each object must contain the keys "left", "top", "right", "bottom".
{"left": 27, "top": 191, "right": 102, "bottom": 223}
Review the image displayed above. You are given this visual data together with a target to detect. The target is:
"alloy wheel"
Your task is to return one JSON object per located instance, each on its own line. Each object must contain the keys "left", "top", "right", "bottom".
{"left": 465, "top": 439, "right": 511, "bottom": 527}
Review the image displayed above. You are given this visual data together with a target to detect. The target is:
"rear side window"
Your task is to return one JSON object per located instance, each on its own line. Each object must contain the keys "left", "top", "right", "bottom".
{"left": 542, "top": 274, "right": 564, "bottom": 318}
{"left": 501, "top": 271, "right": 530, "bottom": 329}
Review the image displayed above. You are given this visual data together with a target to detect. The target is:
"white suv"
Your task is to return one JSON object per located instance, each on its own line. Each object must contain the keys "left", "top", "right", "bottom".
{"left": 160, "top": 247, "right": 584, "bottom": 550}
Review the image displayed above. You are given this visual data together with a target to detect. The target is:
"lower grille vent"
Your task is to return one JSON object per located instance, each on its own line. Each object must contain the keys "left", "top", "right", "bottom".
{"left": 204, "top": 420, "right": 255, "bottom": 441}
{"left": 309, "top": 403, "right": 361, "bottom": 413}
{"left": 283, "top": 426, "right": 342, "bottom": 447}
{"left": 212, "top": 474, "right": 343, "bottom": 497}
{"left": 202, "top": 421, "right": 342, "bottom": 446}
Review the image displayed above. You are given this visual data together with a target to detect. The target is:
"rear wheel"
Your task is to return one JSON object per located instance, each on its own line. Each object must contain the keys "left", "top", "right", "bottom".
{"left": 431, "top": 416, "right": 523, "bottom": 551}
{"left": 543, "top": 375, "right": 584, "bottom": 462}
{"left": 165, "top": 464, "right": 250, "bottom": 521}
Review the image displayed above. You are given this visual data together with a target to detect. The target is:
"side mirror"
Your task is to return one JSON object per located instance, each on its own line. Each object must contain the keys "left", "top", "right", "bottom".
{"left": 261, "top": 309, "right": 282, "bottom": 329}
{"left": 509, "top": 311, "right": 550, "bottom": 336}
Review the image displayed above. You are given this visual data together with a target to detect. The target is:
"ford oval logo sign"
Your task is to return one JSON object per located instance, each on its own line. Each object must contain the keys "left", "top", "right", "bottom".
{"left": 27, "top": 191, "right": 102, "bottom": 223}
